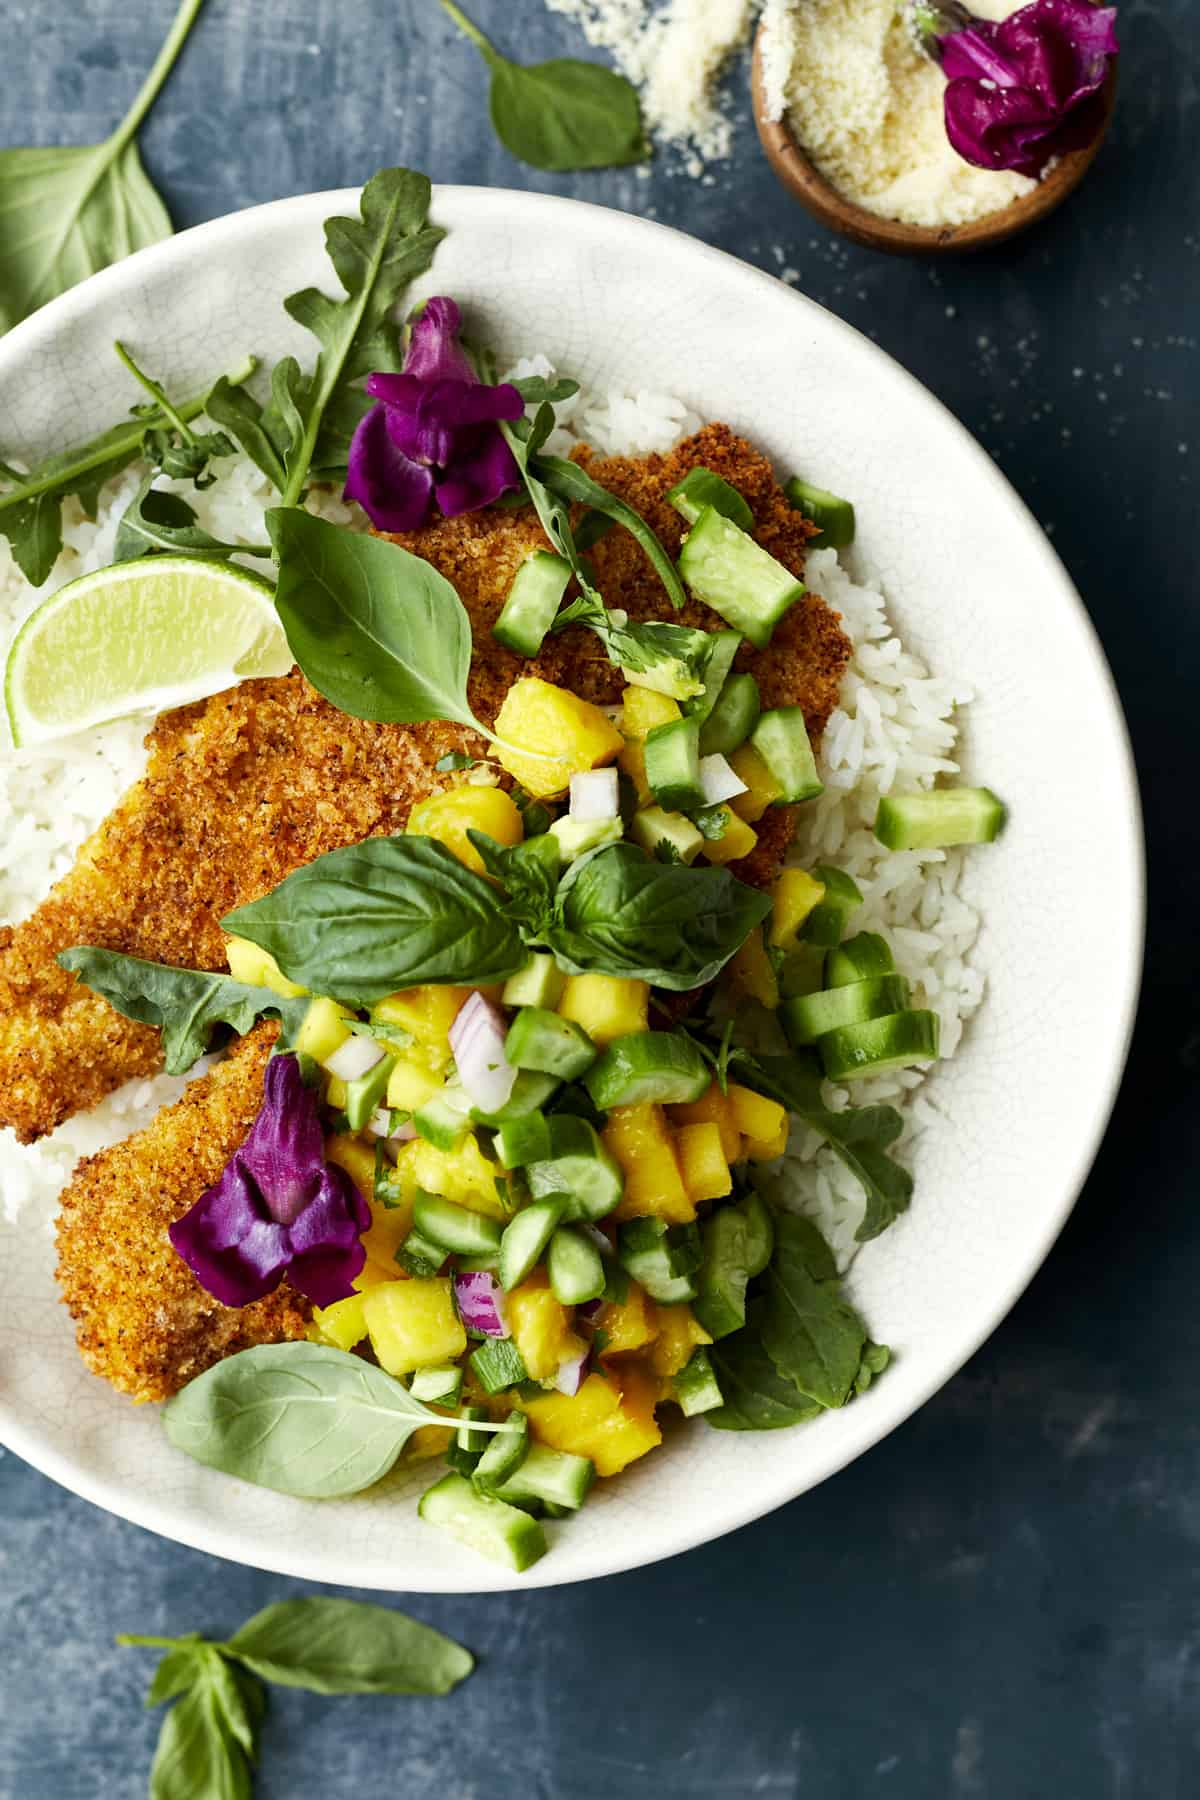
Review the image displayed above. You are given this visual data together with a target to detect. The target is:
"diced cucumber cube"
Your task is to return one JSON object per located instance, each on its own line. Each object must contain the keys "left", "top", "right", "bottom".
{"left": 396, "top": 1224, "right": 448, "bottom": 1278}
{"left": 584, "top": 1031, "right": 710, "bottom": 1110}
{"left": 667, "top": 466, "right": 754, "bottom": 532}
{"left": 782, "top": 974, "right": 910, "bottom": 1047}
{"left": 643, "top": 714, "right": 704, "bottom": 813}
{"left": 692, "top": 1206, "right": 751, "bottom": 1339}
{"left": 825, "top": 932, "right": 896, "bottom": 987}
{"left": 344, "top": 1053, "right": 398, "bottom": 1132}
{"left": 493, "top": 550, "right": 572, "bottom": 658}
{"left": 496, "top": 1111, "right": 554, "bottom": 1170}
{"left": 750, "top": 708, "right": 823, "bottom": 805}
{"left": 419, "top": 1471, "right": 547, "bottom": 1571}
{"left": 800, "top": 865, "right": 863, "bottom": 948}
{"left": 684, "top": 628, "right": 742, "bottom": 725}
{"left": 502, "top": 954, "right": 567, "bottom": 1011}
{"left": 506, "top": 1008, "right": 597, "bottom": 1081}
{"left": 818, "top": 1009, "right": 940, "bottom": 1082}
{"left": 618, "top": 1217, "right": 702, "bottom": 1304}
{"left": 496, "top": 1443, "right": 595, "bottom": 1512}
{"left": 698, "top": 672, "right": 760, "bottom": 758}
{"left": 447, "top": 1405, "right": 489, "bottom": 1474}
{"left": 546, "top": 1224, "right": 607, "bottom": 1305}
{"left": 472, "top": 1410, "right": 530, "bottom": 1494}
{"left": 413, "top": 1194, "right": 504, "bottom": 1258}
{"left": 673, "top": 1347, "right": 724, "bottom": 1417}
{"left": 874, "top": 787, "right": 1007, "bottom": 852}
{"left": 784, "top": 476, "right": 856, "bottom": 549}
{"left": 470, "top": 1336, "right": 530, "bottom": 1395}
{"left": 629, "top": 805, "right": 704, "bottom": 865}
{"left": 470, "top": 1068, "right": 560, "bottom": 1128}
{"left": 677, "top": 506, "right": 804, "bottom": 649}
{"left": 413, "top": 1088, "right": 472, "bottom": 1152}
{"left": 409, "top": 1365, "right": 464, "bottom": 1407}
{"left": 498, "top": 1196, "right": 566, "bottom": 1290}
{"left": 549, "top": 815, "right": 624, "bottom": 863}
{"left": 525, "top": 1116, "right": 624, "bottom": 1222}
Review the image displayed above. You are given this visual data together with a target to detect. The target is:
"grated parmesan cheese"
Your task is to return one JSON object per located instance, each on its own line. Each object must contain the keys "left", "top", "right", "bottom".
{"left": 760, "top": 0, "right": 1038, "bottom": 229}
{"left": 547, "top": 0, "right": 760, "bottom": 167}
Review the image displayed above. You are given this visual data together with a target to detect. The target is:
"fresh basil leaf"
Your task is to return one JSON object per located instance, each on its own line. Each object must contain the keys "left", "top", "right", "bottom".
{"left": 162, "top": 1342, "right": 510, "bottom": 1499}
{"left": 738, "top": 1052, "right": 913, "bottom": 1242}
{"left": 148, "top": 1670, "right": 251, "bottom": 1800}
{"left": 268, "top": 508, "right": 499, "bottom": 743}
{"left": 466, "top": 830, "right": 558, "bottom": 935}
{"left": 204, "top": 1651, "right": 262, "bottom": 1765}
{"left": 221, "top": 835, "right": 526, "bottom": 1001}
{"left": 532, "top": 453, "right": 687, "bottom": 611}
{"left": 56, "top": 948, "right": 311, "bottom": 1075}
{"left": 708, "top": 1305, "right": 825, "bottom": 1432}
{"left": 143, "top": 1640, "right": 206, "bottom": 1708}
{"left": 760, "top": 1215, "right": 866, "bottom": 1410}
{"left": 546, "top": 843, "right": 770, "bottom": 991}
{"left": 855, "top": 1341, "right": 891, "bottom": 1395}
{"left": 112, "top": 479, "right": 269, "bottom": 564}
{"left": 438, "top": 0, "right": 646, "bottom": 172}
{"left": 510, "top": 374, "right": 580, "bottom": 405}
{"left": 226, "top": 1597, "right": 473, "bottom": 1697}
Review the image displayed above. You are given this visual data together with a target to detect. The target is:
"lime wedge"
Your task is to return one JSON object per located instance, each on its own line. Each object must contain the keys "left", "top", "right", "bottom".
{"left": 4, "top": 556, "right": 293, "bottom": 746}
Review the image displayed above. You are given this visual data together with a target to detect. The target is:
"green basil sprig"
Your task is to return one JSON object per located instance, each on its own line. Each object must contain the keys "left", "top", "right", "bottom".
{"left": 163, "top": 1342, "right": 517, "bottom": 1499}
{"left": 437, "top": 0, "right": 648, "bottom": 173}
{"left": 113, "top": 479, "right": 271, "bottom": 564}
{"left": 121, "top": 1598, "right": 472, "bottom": 1798}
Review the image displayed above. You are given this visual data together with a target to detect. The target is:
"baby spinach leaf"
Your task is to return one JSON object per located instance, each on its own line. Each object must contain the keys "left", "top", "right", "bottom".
{"left": 760, "top": 1214, "right": 866, "bottom": 1409}
{"left": 738, "top": 1051, "right": 913, "bottom": 1241}
{"left": 112, "top": 480, "right": 269, "bottom": 564}
{"left": 56, "top": 949, "right": 311, "bottom": 1074}
{"left": 0, "top": 0, "right": 204, "bottom": 332}
{"left": 438, "top": 0, "right": 647, "bottom": 172}
{"left": 708, "top": 1305, "right": 825, "bottom": 1432}
{"left": 226, "top": 1597, "right": 473, "bottom": 1696}
{"left": 221, "top": 835, "right": 527, "bottom": 1001}
{"left": 162, "top": 1342, "right": 514, "bottom": 1499}
{"left": 546, "top": 842, "right": 770, "bottom": 990}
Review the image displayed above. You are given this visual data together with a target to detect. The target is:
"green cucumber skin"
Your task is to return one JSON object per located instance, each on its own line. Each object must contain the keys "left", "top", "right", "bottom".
{"left": 471, "top": 1069, "right": 560, "bottom": 1128}
{"left": 825, "top": 932, "right": 895, "bottom": 986}
{"left": 874, "top": 787, "right": 1007, "bottom": 852}
{"left": 644, "top": 714, "right": 705, "bottom": 813}
{"left": 583, "top": 1031, "right": 710, "bottom": 1110}
{"left": 470, "top": 1337, "right": 530, "bottom": 1395}
{"left": 413, "top": 1093, "right": 471, "bottom": 1152}
{"left": 493, "top": 550, "right": 572, "bottom": 658}
{"left": 525, "top": 1116, "right": 624, "bottom": 1222}
{"left": 618, "top": 1218, "right": 702, "bottom": 1304}
{"left": 684, "top": 629, "right": 742, "bottom": 725}
{"left": 800, "top": 865, "right": 864, "bottom": 949}
{"left": 673, "top": 1347, "right": 725, "bottom": 1417}
{"left": 419, "top": 1472, "right": 547, "bottom": 1572}
{"left": 546, "top": 1224, "right": 607, "bottom": 1305}
{"left": 818, "top": 1009, "right": 940, "bottom": 1082}
{"left": 505, "top": 1009, "right": 597, "bottom": 1082}
{"left": 692, "top": 1206, "right": 751, "bottom": 1340}
{"left": 678, "top": 506, "right": 804, "bottom": 649}
{"left": 409, "top": 1365, "right": 464, "bottom": 1406}
{"left": 667, "top": 467, "right": 755, "bottom": 532}
{"left": 496, "top": 1444, "right": 596, "bottom": 1512}
{"left": 698, "top": 671, "right": 760, "bottom": 758}
{"left": 344, "top": 1054, "right": 397, "bottom": 1132}
{"left": 472, "top": 1412, "right": 531, "bottom": 1494}
{"left": 738, "top": 1193, "right": 775, "bottom": 1279}
{"left": 413, "top": 1193, "right": 504, "bottom": 1257}
{"left": 502, "top": 953, "right": 567, "bottom": 1010}
{"left": 782, "top": 974, "right": 910, "bottom": 1047}
{"left": 784, "top": 476, "right": 856, "bottom": 549}
{"left": 750, "top": 707, "right": 823, "bottom": 805}
{"left": 498, "top": 1196, "right": 567, "bottom": 1290}
{"left": 495, "top": 1111, "right": 554, "bottom": 1169}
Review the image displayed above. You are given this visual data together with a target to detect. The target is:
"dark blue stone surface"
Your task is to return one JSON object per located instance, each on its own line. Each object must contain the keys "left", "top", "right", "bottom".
{"left": 2, "top": 3, "right": 1198, "bottom": 1794}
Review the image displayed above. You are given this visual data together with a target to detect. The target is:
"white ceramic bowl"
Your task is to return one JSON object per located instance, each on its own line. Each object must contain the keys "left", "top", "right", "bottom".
{"left": 0, "top": 186, "right": 1143, "bottom": 1591}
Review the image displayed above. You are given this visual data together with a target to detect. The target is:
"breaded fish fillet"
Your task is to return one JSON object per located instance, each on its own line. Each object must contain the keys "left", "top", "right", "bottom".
{"left": 54, "top": 1024, "right": 311, "bottom": 1403}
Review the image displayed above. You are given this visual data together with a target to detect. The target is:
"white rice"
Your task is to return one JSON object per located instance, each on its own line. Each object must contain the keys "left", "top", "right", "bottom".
{"left": 0, "top": 372, "right": 980, "bottom": 1265}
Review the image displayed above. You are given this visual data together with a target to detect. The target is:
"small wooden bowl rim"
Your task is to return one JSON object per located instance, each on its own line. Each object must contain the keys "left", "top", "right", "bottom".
{"left": 750, "top": 25, "right": 1117, "bottom": 257}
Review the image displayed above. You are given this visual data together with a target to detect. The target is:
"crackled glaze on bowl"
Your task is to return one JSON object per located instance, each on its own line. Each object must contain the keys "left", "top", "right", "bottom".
{"left": 0, "top": 187, "right": 1143, "bottom": 1591}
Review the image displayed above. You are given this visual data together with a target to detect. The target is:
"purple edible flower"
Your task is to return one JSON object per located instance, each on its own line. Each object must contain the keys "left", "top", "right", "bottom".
{"left": 918, "top": 0, "right": 1118, "bottom": 178}
{"left": 169, "top": 1053, "right": 370, "bottom": 1309}
{"left": 344, "top": 296, "right": 525, "bottom": 532}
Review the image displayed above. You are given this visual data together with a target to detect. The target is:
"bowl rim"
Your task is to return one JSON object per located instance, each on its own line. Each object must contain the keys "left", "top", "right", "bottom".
{"left": 0, "top": 182, "right": 1146, "bottom": 1590}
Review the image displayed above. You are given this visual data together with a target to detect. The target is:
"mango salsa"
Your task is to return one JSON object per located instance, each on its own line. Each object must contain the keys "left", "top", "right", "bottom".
{"left": 698, "top": 806, "right": 758, "bottom": 865}
{"left": 674, "top": 1120, "right": 732, "bottom": 1203}
{"left": 523, "top": 1371, "right": 662, "bottom": 1477}
{"left": 310, "top": 1293, "right": 369, "bottom": 1352}
{"left": 386, "top": 1057, "right": 443, "bottom": 1113}
{"left": 619, "top": 688, "right": 682, "bottom": 802}
{"left": 507, "top": 1269, "right": 585, "bottom": 1380}
{"left": 396, "top": 1132, "right": 507, "bottom": 1219}
{"left": 728, "top": 742, "right": 783, "bottom": 822}
{"left": 769, "top": 869, "right": 826, "bottom": 950}
{"left": 670, "top": 1082, "right": 742, "bottom": 1163}
{"left": 558, "top": 973, "right": 649, "bottom": 1044}
{"left": 605, "top": 1102, "right": 694, "bottom": 1224}
{"left": 372, "top": 986, "right": 473, "bottom": 1069}
{"left": 363, "top": 1278, "right": 466, "bottom": 1376}
{"left": 294, "top": 996, "right": 354, "bottom": 1064}
{"left": 597, "top": 1280, "right": 658, "bottom": 1355}
{"left": 407, "top": 785, "right": 523, "bottom": 876}
{"left": 493, "top": 677, "right": 624, "bottom": 798}
{"left": 725, "top": 928, "right": 779, "bottom": 1009}
{"left": 647, "top": 1305, "right": 712, "bottom": 1378}
{"left": 225, "top": 935, "right": 307, "bottom": 998}
{"left": 727, "top": 1084, "right": 787, "bottom": 1143}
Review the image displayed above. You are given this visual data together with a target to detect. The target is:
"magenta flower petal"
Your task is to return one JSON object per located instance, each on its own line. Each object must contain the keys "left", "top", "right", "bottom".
{"left": 345, "top": 402, "right": 435, "bottom": 532}
{"left": 435, "top": 429, "right": 523, "bottom": 518}
{"left": 169, "top": 1052, "right": 368, "bottom": 1310}
{"left": 403, "top": 297, "right": 476, "bottom": 383}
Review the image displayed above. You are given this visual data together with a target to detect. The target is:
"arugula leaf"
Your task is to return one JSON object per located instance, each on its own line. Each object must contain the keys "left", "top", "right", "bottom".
{"left": 760, "top": 1214, "right": 866, "bottom": 1409}
{"left": 737, "top": 1051, "right": 913, "bottom": 1242}
{"left": 55, "top": 948, "right": 311, "bottom": 1074}
{"left": 532, "top": 453, "right": 688, "bottom": 610}
{"left": 162, "top": 1342, "right": 514, "bottom": 1499}
{"left": 438, "top": 0, "right": 647, "bottom": 172}
{"left": 226, "top": 1597, "right": 473, "bottom": 1696}
{"left": 0, "top": 0, "right": 204, "bottom": 333}
{"left": 115, "top": 341, "right": 233, "bottom": 487}
{"left": 546, "top": 842, "right": 770, "bottom": 991}
{"left": 510, "top": 374, "right": 580, "bottom": 405}
{"left": 112, "top": 479, "right": 270, "bottom": 564}
{"left": 221, "top": 835, "right": 527, "bottom": 1002}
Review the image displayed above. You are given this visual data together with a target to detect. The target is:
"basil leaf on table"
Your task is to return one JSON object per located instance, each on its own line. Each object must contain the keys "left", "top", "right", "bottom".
{"left": 145, "top": 1639, "right": 207, "bottom": 1707}
{"left": 161, "top": 1342, "right": 513, "bottom": 1499}
{"left": 221, "top": 835, "right": 527, "bottom": 1002}
{"left": 546, "top": 842, "right": 771, "bottom": 990}
{"left": 0, "top": 0, "right": 205, "bottom": 334}
{"left": 148, "top": 1664, "right": 252, "bottom": 1800}
{"left": 226, "top": 1597, "right": 473, "bottom": 1697}
{"left": 56, "top": 949, "right": 311, "bottom": 1075}
{"left": 113, "top": 479, "right": 269, "bottom": 564}
{"left": 437, "top": 0, "right": 648, "bottom": 173}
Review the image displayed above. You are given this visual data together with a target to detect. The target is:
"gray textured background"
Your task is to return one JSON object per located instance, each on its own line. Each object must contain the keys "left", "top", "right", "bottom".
{"left": 2, "top": 1, "right": 1198, "bottom": 1795}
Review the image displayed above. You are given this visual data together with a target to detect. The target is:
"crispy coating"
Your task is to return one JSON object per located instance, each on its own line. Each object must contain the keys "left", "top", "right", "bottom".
{"left": 54, "top": 1024, "right": 311, "bottom": 1403}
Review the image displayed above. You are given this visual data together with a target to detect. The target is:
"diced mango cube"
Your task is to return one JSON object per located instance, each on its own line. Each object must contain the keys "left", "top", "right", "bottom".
{"left": 699, "top": 807, "right": 758, "bottom": 865}
{"left": 622, "top": 687, "right": 682, "bottom": 737}
{"left": 325, "top": 1133, "right": 376, "bottom": 1198}
{"left": 674, "top": 1121, "right": 732, "bottom": 1202}
{"left": 493, "top": 677, "right": 624, "bottom": 798}
{"left": 670, "top": 1081, "right": 742, "bottom": 1163}
{"left": 295, "top": 996, "right": 354, "bottom": 1064}
{"left": 729, "top": 743, "right": 783, "bottom": 822}
{"left": 743, "top": 1120, "right": 790, "bottom": 1162}
{"left": 647, "top": 1305, "right": 711, "bottom": 1378}
{"left": 770, "top": 869, "right": 826, "bottom": 950}
{"left": 558, "top": 974, "right": 649, "bottom": 1044}
{"left": 328, "top": 1131, "right": 415, "bottom": 1266}
{"left": 225, "top": 935, "right": 308, "bottom": 998}
{"left": 325, "top": 1074, "right": 347, "bottom": 1110}
{"left": 395, "top": 1132, "right": 507, "bottom": 1219}
{"left": 507, "top": 1269, "right": 584, "bottom": 1380}
{"left": 310, "top": 1293, "right": 369, "bottom": 1352}
{"left": 386, "top": 1057, "right": 443, "bottom": 1113}
{"left": 604, "top": 1103, "right": 694, "bottom": 1224}
{"left": 523, "top": 1371, "right": 662, "bottom": 1477}
{"left": 352, "top": 1261, "right": 397, "bottom": 1292}
{"left": 362, "top": 1279, "right": 466, "bottom": 1376}
{"left": 372, "top": 986, "right": 472, "bottom": 1068}
{"left": 406, "top": 785, "right": 523, "bottom": 876}
{"left": 597, "top": 1281, "right": 658, "bottom": 1355}
{"left": 725, "top": 928, "right": 779, "bottom": 1009}
{"left": 405, "top": 1425, "right": 455, "bottom": 1462}
{"left": 728, "top": 1084, "right": 788, "bottom": 1142}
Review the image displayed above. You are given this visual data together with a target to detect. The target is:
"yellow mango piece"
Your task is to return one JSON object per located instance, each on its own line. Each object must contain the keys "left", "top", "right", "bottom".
{"left": 621, "top": 686, "right": 682, "bottom": 738}
{"left": 670, "top": 1081, "right": 742, "bottom": 1163}
{"left": 524, "top": 1371, "right": 662, "bottom": 1477}
{"left": 674, "top": 1121, "right": 732, "bottom": 1203}
{"left": 728, "top": 1084, "right": 787, "bottom": 1142}
{"left": 647, "top": 1305, "right": 712, "bottom": 1378}
{"left": 396, "top": 1132, "right": 507, "bottom": 1218}
{"left": 294, "top": 996, "right": 353, "bottom": 1064}
{"left": 406, "top": 784, "right": 523, "bottom": 876}
{"left": 310, "top": 1293, "right": 369, "bottom": 1352}
{"left": 327, "top": 1131, "right": 413, "bottom": 1267}
{"left": 325, "top": 1075, "right": 347, "bottom": 1110}
{"left": 507, "top": 1269, "right": 582, "bottom": 1380}
{"left": 770, "top": 869, "right": 826, "bottom": 951}
{"left": 729, "top": 742, "right": 783, "bottom": 822}
{"left": 604, "top": 1102, "right": 694, "bottom": 1224}
{"left": 558, "top": 973, "right": 649, "bottom": 1044}
{"left": 405, "top": 1425, "right": 455, "bottom": 1462}
{"left": 362, "top": 1279, "right": 466, "bottom": 1376}
{"left": 372, "top": 986, "right": 472, "bottom": 1067}
{"left": 352, "top": 1261, "right": 397, "bottom": 1292}
{"left": 386, "top": 1057, "right": 443, "bottom": 1113}
{"left": 699, "top": 807, "right": 758, "bottom": 865}
{"left": 743, "top": 1120, "right": 790, "bottom": 1162}
{"left": 597, "top": 1281, "right": 658, "bottom": 1355}
{"left": 493, "top": 676, "right": 624, "bottom": 798}
{"left": 225, "top": 935, "right": 308, "bottom": 998}
{"left": 726, "top": 928, "right": 779, "bottom": 1009}
{"left": 325, "top": 1133, "right": 376, "bottom": 1198}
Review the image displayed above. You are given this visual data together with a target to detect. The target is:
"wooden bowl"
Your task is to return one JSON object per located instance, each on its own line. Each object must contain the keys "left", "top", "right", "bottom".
{"left": 750, "top": 23, "right": 1117, "bottom": 256}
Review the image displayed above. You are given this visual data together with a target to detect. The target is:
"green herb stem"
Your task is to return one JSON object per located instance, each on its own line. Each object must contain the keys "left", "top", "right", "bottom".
{"left": 114, "top": 339, "right": 196, "bottom": 443}
{"left": 116, "top": 1633, "right": 185, "bottom": 1649}
{"left": 436, "top": 0, "right": 499, "bottom": 64}
{"left": 105, "top": 0, "right": 208, "bottom": 159}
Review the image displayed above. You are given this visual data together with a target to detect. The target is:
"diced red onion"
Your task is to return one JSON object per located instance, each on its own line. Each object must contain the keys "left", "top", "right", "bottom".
{"left": 454, "top": 1270, "right": 510, "bottom": 1338}
{"left": 698, "top": 753, "right": 748, "bottom": 805}
{"left": 577, "top": 1223, "right": 612, "bottom": 1257}
{"left": 569, "top": 768, "right": 620, "bottom": 821}
{"left": 449, "top": 991, "right": 516, "bottom": 1113}
{"left": 365, "top": 1108, "right": 417, "bottom": 1155}
{"left": 554, "top": 1348, "right": 590, "bottom": 1395}
{"left": 323, "top": 1034, "right": 386, "bottom": 1082}
{"left": 577, "top": 1297, "right": 604, "bottom": 1324}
